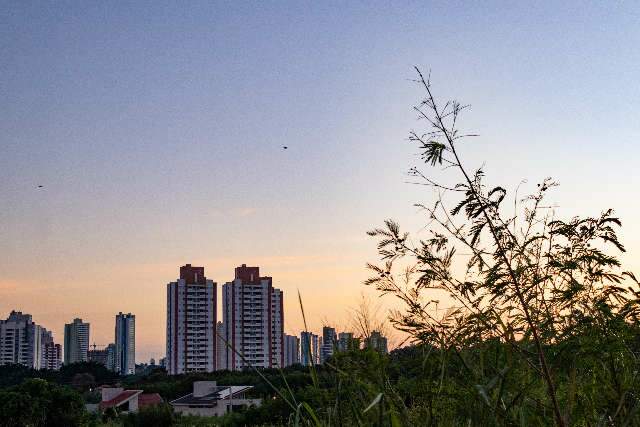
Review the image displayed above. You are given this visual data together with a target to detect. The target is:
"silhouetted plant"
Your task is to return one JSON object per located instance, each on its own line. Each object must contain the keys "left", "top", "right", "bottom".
{"left": 366, "top": 68, "right": 640, "bottom": 426}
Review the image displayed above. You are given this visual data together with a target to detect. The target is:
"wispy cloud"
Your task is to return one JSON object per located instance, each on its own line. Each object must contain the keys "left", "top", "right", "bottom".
{"left": 208, "top": 207, "right": 257, "bottom": 218}
{"left": 235, "top": 207, "right": 257, "bottom": 217}
{"left": 0, "top": 280, "right": 18, "bottom": 292}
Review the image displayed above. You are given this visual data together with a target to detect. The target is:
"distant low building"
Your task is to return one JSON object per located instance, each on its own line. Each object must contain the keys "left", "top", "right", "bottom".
{"left": 135, "top": 362, "right": 158, "bottom": 375}
{"left": 88, "top": 348, "right": 109, "bottom": 366}
{"left": 364, "top": 331, "right": 388, "bottom": 354}
{"left": 170, "top": 381, "right": 260, "bottom": 417}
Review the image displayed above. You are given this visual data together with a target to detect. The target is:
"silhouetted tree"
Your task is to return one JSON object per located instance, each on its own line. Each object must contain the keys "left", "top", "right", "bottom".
{"left": 366, "top": 68, "right": 640, "bottom": 426}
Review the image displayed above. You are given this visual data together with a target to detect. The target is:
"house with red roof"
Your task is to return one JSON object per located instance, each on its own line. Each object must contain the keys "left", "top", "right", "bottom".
{"left": 98, "top": 387, "right": 163, "bottom": 413}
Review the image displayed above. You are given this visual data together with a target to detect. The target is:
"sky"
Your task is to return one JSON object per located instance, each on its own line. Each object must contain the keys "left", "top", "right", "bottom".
{"left": 1, "top": 1, "right": 640, "bottom": 362}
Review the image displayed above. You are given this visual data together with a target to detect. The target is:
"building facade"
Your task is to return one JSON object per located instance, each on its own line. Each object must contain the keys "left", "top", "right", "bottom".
{"left": 284, "top": 334, "right": 300, "bottom": 367}
{"left": 170, "top": 381, "right": 261, "bottom": 417}
{"left": 64, "top": 318, "right": 90, "bottom": 365}
{"left": 221, "top": 265, "right": 284, "bottom": 370}
{"left": 216, "top": 321, "right": 225, "bottom": 371}
{"left": 319, "top": 327, "right": 336, "bottom": 363}
{"left": 364, "top": 331, "right": 388, "bottom": 354}
{"left": 88, "top": 347, "right": 109, "bottom": 366}
{"left": 166, "top": 264, "right": 217, "bottom": 375}
{"left": 0, "top": 311, "right": 60, "bottom": 370}
{"left": 105, "top": 343, "right": 116, "bottom": 371}
{"left": 300, "top": 331, "right": 319, "bottom": 366}
{"left": 41, "top": 329, "right": 62, "bottom": 370}
{"left": 337, "top": 332, "right": 360, "bottom": 352}
{"left": 115, "top": 313, "right": 135, "bottom": 375}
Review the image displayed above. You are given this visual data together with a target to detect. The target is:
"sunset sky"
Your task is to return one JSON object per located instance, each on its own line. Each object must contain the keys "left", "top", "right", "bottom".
{"left": 2, "top": 2, "right": 640, "bottom": 362}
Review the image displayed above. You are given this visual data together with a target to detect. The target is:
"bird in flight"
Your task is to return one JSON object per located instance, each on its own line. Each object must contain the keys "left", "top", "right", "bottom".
{"left": 37, "top": 185, "right": 43, "bottom": 188}
{"left": 282, "top": 146, "right": 288, "bottom": 150}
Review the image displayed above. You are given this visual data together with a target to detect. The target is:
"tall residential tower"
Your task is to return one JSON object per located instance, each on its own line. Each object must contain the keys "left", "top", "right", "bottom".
{"left": 222, "top": 264, "right": 284, "bottom": 370}
{"left": 320, "top": 326, "right": 336, "bottom": 363}
{"left": 166, "top": 264, "right": 217, "bottom": 375}
{"left": 41, "top": 330, "right": 62, "bottom": 370}
{"left": 0, "top": 311, "right": 60, "bottom": 370}
{"left": 284, "top": 334, "right": 300, "bottom": 367}
{"left": 63, "top": 318, "right": 90, "bottom": 365}
{"left": 115, "top": 313, "right": 135, "bottom": 375}
{"left": 300, "top": 331, "right": 319, "bottom": 366}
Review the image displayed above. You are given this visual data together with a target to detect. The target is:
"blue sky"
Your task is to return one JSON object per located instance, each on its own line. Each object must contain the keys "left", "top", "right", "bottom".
{"left": 2, "top": 1, "right": 639, "bottom": 360}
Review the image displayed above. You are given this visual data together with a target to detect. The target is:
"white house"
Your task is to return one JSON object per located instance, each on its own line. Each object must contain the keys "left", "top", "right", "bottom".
{"left": 170, "top": 381, "right": 261, "bottom": 417}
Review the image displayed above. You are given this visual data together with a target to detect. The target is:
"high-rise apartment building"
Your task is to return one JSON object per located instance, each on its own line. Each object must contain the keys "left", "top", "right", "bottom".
{"left": 166, "top": 264, "right": 217, "bottom": 375}
{"left": 284, "top": 334, "right": 300, "bottom": 366}
{"left": 222, "top": 265, "right": 284, "bottom": 370}
{"left": 337, "top": 332, "right": 360, "bottom": 352}
{"left": 320, "top": 327, "right": 337, "bottom": 363}
{"left": 115, "top": 313, "right": 135, "bottom": 375}
{"left": 105, "top": 343, "right": 116, "bottom": 371}
{"left": 300, "top": 331, "right": 319, "bottom": 366}
{"left": 41, "top": 329, "right": 62, "bottom": 370}
{"left": 364, "top": 330, "right": 388, "bottom": 354}
{"left": 0, "top": 311, "right": 60, "bottom": 370}
{"left": 216, "top": 321, "right": 225, "bottom": 371}
{"left": 0, "top": 311, "right": 40, "bottom": 368}
{"left": 64, "top": 318, "right": 90, "bottom": 365}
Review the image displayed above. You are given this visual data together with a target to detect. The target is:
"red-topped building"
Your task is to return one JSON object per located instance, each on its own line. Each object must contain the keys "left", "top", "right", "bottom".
{"left": 221, "top": 264, "right": 284, "bottom": 370}
{"left": 166, "top": 264, "right": 217, "bottom": 375}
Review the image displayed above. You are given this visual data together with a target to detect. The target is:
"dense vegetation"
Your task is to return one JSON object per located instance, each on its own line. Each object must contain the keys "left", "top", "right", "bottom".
{"left": 1, "top": 336, "right": 640, "bottom": 426}
{"left": 1, "top": 70, "right": 639, "bottom": 425}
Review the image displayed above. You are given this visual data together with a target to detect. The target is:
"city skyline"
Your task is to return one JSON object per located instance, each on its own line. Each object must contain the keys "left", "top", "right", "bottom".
{"left": 0, "top": 264, "right": 368, "bottom": 363}
{"left": 0, "top": 262, "right": 383, "bottom": 370}
{"left": 3, "top": 2, "right": 640, "bottom": 363}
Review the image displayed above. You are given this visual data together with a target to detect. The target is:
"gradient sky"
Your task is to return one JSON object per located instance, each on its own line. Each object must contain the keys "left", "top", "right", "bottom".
{"left": 2, "top": 2, "right": 640, "bottom": 362}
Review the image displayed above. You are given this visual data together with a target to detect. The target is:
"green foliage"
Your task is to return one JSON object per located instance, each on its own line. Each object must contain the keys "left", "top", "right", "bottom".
{"left": 120, "top": 403, "right": 176, "bottom": 427}
{"left": 60, "top": 362, "right": 119, "bottom": 390}
{"left": 0, "top": 378, "right": 87, "bottom": 427}
{"left": 2, "top": 337, "right": 640, "bottom": 426}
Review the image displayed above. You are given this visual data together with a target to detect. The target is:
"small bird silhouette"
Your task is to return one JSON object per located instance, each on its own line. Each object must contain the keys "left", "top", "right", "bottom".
{"left": 282, "top": 146, "right": 288, "bottom": 150}
{"left": 37, "top": 185, "right": 43, "bottom": 188}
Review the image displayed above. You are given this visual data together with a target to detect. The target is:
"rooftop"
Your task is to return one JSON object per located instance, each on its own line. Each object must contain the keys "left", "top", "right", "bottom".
{"left": 99, "top": 390, "right": 142, "bottom": 410}
{"left": 170, "top": 385, "right": 253, "bottom": 407}
{"left": 138, "top": 393, "right": 163, "bottom": 408}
